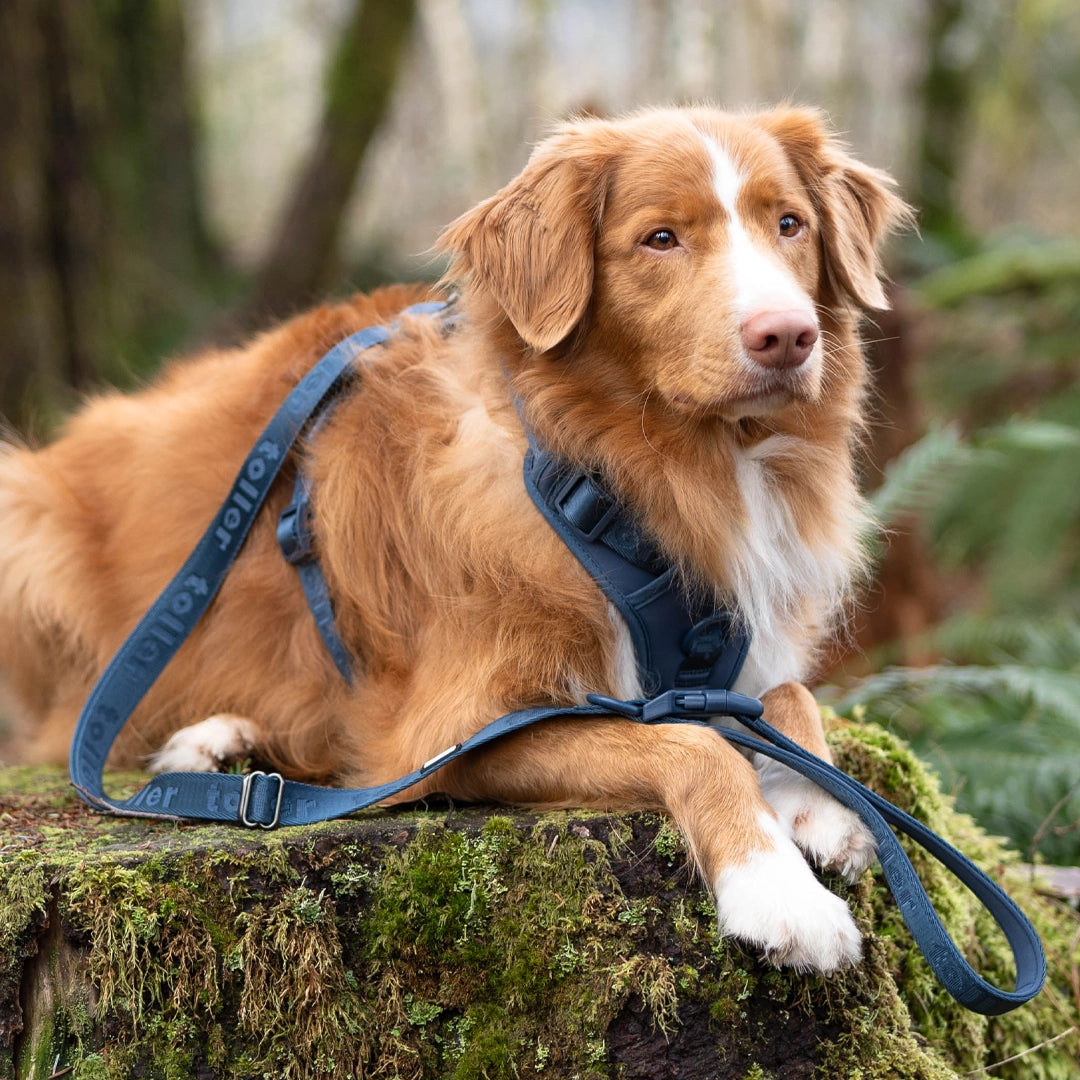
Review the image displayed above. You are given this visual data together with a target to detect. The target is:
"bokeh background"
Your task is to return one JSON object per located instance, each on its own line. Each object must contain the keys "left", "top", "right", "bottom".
{"left": 1, "top": 0, "right": 1079, "bottom": 872}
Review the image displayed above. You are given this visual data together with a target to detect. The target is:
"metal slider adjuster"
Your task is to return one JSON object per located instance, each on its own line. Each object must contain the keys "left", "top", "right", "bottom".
{"left": 239, "top": 770, "right": 285, "bottom": 828}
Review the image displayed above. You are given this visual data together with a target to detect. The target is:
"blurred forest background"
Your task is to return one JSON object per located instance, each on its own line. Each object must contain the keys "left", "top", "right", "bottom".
{"left": 1, "top": 0, "right": 1079, "bottom": 870}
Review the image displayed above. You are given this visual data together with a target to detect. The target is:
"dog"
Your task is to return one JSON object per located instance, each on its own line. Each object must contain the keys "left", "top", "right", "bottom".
{"left": 0, "top": 106, "right": 910, "bottom": 973}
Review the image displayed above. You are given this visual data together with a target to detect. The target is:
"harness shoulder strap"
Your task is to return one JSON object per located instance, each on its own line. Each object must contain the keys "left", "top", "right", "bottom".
{"left": 523, "top": 440, "right": 749, "bottom": 693}
{"left": 277, "top": 460, "right": 355, "bottom": 683}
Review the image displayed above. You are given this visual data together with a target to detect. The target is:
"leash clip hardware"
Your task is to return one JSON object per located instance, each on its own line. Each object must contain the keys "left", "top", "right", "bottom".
{"left": 642, "top": 688, "right": 763, "bottom": 723}
{"left": 671, "top": 688, "right": 764, "bottom": 721}
{"left": 239, "top": 770, "right": 285, "bottom": 829}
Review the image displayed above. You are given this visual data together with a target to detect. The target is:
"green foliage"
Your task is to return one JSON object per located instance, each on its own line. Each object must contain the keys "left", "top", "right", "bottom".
{"left": 917, "top": 238, "right": 1080, "bottom": 308}
{"left": 830, "top": 237, "right": 1080, "bottom": 864}
{"left": 825, "top": 653, "right": 1080, "bottom": 865}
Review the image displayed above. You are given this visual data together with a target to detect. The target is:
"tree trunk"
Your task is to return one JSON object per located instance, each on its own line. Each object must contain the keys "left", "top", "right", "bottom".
{"left": 856, "top": 285, "right": 944, "bottom": 667}
{"left": 916, "top": 0, "right": 976, "bottom": 245}
{"left": 0, "top": 0, "right": 73, "bottom": 430}
{"left": 232, "top": 0, "right": 418, "bottom": 334}
{"left": 3, "top": 720, "right": 1077, "bottom": 1079}
{"left": 0, "top": 0, "right": 217, "bottom": 432}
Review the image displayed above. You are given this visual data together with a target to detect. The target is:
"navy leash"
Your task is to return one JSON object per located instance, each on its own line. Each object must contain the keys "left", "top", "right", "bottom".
{"left": 67, "top": 309, "right": 1045, "bottom": 1016}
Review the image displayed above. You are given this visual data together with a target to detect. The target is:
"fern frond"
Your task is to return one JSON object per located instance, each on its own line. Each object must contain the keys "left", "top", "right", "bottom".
{"left": 868, "top": 423, "right": 977, "bottom": 526}
{"left": 979, "top": 417, "right": 1080, "bottom": 453}
{"left": 821, "top": 660, "right": 1080, "bottom": 862}
{"left": 917, "top": 613, "right": 1080, "bottom": 668}
{"left": 828, "top": 663, "right": 1080, "bottom": 723}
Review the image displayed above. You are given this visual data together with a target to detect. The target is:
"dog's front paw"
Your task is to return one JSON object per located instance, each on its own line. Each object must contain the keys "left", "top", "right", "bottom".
{"left": 757, "top": 760, "right": 877, "bottom": 882}
{"left": 148, "top": 714, "right": 257, "bottom": 773}
{"left": 713, "top": 816, "right": 862, "bottom": 974}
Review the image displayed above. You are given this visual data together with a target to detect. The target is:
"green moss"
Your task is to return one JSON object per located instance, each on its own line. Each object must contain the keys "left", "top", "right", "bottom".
{"left": 350, "top": 816, "right": 637, "bottom": 1077}
{"left": 828, "top": 714, "right": 1080, "bottom": 1080}
{"left": 3, "top": 723, "right": 1079, "bottom": 1080}
{"left": 0, "top": 852, "right": 48, "bottom": 1078}
{"left": 0, "top": 852, "right": 47, "bottom": 965}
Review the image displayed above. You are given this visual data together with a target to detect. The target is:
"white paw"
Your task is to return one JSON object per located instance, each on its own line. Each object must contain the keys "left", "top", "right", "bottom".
{"left": 148, "top": 715, "right": 257, "bottom": 774}
{"left": 713, "top": 813, "right": 862, "bottom": 974}
{"left": 756, "top": 758, "right": 877, "bottom": 882}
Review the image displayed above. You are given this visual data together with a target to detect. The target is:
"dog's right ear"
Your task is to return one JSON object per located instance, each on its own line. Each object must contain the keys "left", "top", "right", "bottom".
{"left": 436, "top": 131, "right": 606, "bottom": 352}
{"left": 759, "top": 107, "right": 914, "bottom": 311}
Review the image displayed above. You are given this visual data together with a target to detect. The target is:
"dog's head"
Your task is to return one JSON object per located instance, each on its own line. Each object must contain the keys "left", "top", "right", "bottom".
{"left": 438, "top": 106, "right": 912, "bottom": 422}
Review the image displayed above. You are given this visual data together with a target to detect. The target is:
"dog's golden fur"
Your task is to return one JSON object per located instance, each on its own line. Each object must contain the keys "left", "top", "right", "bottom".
{"left": 0, "top": 106, "right": 910, "bottom": 970}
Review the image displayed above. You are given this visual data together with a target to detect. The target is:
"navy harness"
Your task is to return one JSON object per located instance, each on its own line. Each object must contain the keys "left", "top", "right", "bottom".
{"left": 68, "top": 303, "right": 1045, "bottom": 1015}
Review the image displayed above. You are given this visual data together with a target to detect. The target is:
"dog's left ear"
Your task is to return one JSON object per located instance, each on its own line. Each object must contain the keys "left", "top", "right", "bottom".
{"left": 761, "top": 107, "right": 914, "bottom": 310}
{"left": 437, "top": 128, "right": 607, "bottom": 351}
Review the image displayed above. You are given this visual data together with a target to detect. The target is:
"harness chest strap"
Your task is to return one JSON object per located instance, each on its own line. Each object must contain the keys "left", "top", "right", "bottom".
{"left": 521, "top": 437, "right": 750, "bottom": 692}
{"left": 66, "top": 307, "right": 1045, "bottom": 1016}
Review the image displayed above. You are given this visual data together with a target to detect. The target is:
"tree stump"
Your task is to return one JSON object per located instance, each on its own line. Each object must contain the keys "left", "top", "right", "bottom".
{"left": 2, "top": 718, "right": 1077, "bottom": 1079}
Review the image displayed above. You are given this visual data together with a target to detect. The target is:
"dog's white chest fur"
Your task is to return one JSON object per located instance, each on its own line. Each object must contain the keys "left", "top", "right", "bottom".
{"left": 603, "top": 435, "right": 854, "bottom": 702}
{"left": 728, "top": 436, "right": 851, "bottom": 698}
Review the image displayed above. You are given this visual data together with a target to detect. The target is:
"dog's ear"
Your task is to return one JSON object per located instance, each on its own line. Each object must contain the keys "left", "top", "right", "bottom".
{"left": 436, "top": 130, "right": 607, "bottom": 351}
{"left": 761, "top": 107, "right": 914, "bottom": 310}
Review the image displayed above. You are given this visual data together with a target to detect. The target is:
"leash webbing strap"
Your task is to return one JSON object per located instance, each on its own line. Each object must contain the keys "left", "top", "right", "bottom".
{"left": 67, "top": 321, "right": 1045, "bottom": 1016}
{"left": 68, "top": 320, "right": 395, "bottom": 813}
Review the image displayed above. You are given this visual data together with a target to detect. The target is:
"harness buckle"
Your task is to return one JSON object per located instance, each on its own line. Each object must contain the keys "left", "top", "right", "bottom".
{"left": 278, "top": 499, "right": 314, "bottom": 564}
{"left": 681, "top": 613, "right": 735, "bottom": 661}
{"left": 587, "top": 689, "right": 764, "bottom": 724}
{"left": 239, "top": 771, "right": 285, "bottom": 828}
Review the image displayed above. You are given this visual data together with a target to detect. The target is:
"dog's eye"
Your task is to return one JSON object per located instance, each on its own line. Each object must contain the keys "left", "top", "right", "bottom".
{"left": 779, "top": 214, "right": 802, "bottom": 238}
{"left": 644, "top": 229, "right": 678, "bottom": 250}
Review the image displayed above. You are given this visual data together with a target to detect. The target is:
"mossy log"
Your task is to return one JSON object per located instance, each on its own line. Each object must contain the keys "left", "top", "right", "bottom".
{"left": 2, "top": 719, "right": 1078, "bottom": 1080}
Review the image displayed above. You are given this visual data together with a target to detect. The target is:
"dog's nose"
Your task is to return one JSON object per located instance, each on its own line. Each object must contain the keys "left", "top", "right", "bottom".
{"left": 741, "top": 310, "right": 819, "bottom": 369}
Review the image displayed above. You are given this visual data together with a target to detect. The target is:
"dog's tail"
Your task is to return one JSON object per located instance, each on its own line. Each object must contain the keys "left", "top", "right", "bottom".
{"left": 0, "top": 439, "right": 100, "bottom": 753}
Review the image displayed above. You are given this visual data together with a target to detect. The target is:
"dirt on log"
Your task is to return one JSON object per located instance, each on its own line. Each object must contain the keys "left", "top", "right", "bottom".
{"left": 1, "top": 718, "right": 1078, "bottom": 1080}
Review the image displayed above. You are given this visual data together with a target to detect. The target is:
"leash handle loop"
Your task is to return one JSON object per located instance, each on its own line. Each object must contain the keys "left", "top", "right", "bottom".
{"left": 715, "top": 715, "right": 1046, "bottom": 1015}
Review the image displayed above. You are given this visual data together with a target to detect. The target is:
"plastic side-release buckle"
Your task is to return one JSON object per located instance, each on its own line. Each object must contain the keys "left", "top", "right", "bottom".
{"left": 239, "top": 771, "right": 285, "bottom": 828}
{"left": 587, "top": 689, "right": 764, "bottom": 723}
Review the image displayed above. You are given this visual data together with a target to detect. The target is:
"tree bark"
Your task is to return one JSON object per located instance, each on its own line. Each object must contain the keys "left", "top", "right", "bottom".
{"left": 0, "top": 0, "right": 69, "bottom": 430}
{"left": 232, "top": 0, "right": 418, "bottom": 334}
{"left": 916, "top": 0, "right": 976, "bottom": 244}
{"left": 856, "top": 286, "right": 944, "bottom": 667}
{"left": 0, "top": 0, "right": 216, "bottom": 432}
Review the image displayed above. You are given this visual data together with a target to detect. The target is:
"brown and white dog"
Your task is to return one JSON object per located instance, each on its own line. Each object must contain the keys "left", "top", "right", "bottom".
{"left": 0, "top": 106, "right": 910, "bottom": 972}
